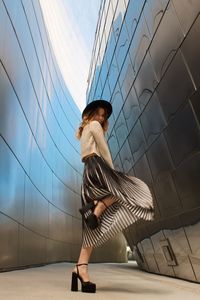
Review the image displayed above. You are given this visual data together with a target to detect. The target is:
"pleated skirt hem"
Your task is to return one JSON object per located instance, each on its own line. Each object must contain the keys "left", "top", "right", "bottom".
{"left": 80, "top": 154, "right": 155, "bottom": 248}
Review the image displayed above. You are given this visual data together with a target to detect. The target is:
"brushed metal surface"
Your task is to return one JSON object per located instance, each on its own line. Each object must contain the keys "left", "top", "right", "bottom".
{"left": 0, "top": 0, "right": 128, "bottom": 272}
{"left": 1, "top": 0, "right": 200, "bottom": 281}
{"left": 149, "top": 1, "right": 184, "bottom": 80}
{"left": 0, "top": 212, "right": 19, "bottom": 269}
{"left": 0, "top": 138, "right": 25, "bottom": 224}
{"left": 115, "top": 110, "right": 129, "bottom": 148}
{"left": 140, "top": 91, "right": 166, "bottom": 147}
{"left": 123, "top": 85, "right": 141, "bottom": 133}
{"left": 134, "top": 51, "right": 159, "bottom": 111}
{"left": 85, "top": 0, "right": 200, "bottom": 282}
{"left": 181, "top": 15, "right": 200, "bottom": 87}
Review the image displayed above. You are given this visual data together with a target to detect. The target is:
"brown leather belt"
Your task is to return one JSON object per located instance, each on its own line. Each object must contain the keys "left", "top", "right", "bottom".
{"left": 82, "top": 152, "right": 98, "bottom": 162}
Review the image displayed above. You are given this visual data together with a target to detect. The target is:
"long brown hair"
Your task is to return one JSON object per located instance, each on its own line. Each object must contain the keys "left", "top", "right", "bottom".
{"left": 75, "top": 106, "right": 109, "bottom": 140}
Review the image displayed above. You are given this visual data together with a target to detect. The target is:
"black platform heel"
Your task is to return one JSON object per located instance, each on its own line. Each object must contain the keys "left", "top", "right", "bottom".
{"left": 71, "top": 263, "right": 96, "bottom": 293}
{"left": 79, "top": 200, "right": 108, "bottom": 230}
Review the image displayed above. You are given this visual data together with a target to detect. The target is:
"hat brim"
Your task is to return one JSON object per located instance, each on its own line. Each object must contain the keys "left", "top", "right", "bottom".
{"left": 82, "top": 100, "right": 112, "bottom": 119}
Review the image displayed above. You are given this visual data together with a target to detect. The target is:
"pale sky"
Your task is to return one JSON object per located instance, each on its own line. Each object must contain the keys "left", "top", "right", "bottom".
{"left": 39, "top": 0, "right": 101, "bottom": 112}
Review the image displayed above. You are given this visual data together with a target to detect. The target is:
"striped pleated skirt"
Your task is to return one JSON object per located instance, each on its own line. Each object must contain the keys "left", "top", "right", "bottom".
{"left": 80, "top": 154, "right": 155, "bottom": 248}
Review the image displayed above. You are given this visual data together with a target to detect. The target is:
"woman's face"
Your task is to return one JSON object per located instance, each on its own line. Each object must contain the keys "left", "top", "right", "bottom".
{"left": 92, "top": 107, "right": 106, "bottom": 124}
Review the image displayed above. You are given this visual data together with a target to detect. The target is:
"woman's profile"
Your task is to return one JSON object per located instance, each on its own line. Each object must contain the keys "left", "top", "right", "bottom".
{"left": 71, "top": 99, "right": 155, "bottom": 293}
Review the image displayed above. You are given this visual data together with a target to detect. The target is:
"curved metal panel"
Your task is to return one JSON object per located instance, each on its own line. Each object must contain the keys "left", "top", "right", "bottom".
{"left": 86, "top": 0, "right": 200, "bottom": 283}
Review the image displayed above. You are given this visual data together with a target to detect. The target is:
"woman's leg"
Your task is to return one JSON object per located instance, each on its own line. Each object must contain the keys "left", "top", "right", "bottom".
{"left": 93, "top": 195, "right": 116, "bottom": 218}
{"left": 72, "top": 195, "right": 116, "bottom": 281}
{"left": 73, "top": 245, "right": 94, "bottom": 281}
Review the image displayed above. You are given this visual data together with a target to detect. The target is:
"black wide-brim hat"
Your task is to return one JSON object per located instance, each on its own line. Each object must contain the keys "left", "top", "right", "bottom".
{"left": 82, "top": 99, "right": 112, "bottom": 119}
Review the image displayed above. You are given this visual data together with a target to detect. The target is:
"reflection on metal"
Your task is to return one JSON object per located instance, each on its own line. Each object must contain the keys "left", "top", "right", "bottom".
{"left": 0, "top": 0, "right": 82, "bottom": 271}
{"left": 86, "top": 0, "right": 200, "bottom": 283}
{"left": 160, "top": 238, "right": 178, "bottom": 266}
{"left": 0, "top": 0, "right": 127, "bottom": 272}
{"left": 135, "top": 245, "right": 144, "bottom": 264}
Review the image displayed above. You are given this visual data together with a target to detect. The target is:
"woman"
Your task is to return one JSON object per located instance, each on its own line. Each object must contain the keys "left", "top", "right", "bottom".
{"left": 71, "top": 99, "right": 154, "bottom": 293}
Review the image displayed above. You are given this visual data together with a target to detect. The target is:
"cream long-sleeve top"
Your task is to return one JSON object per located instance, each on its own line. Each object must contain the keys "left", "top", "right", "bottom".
{"left": 80, "top": 120, "right": 114, "bottom": 169}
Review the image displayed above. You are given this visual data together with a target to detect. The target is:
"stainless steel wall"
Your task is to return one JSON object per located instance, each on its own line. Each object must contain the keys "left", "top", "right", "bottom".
{"left": 86, "top": 0, "right": 200, "bottom": 282}
{"left": 0, "top": 0, "right": 127, "bottom": 272}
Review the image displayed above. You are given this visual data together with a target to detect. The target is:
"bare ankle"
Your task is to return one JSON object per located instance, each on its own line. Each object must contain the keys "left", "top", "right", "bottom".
{"left": 103, "top": 197, "right": 116, "bottom": 207}
{"left": 74, "top": 264, "right": 87, "bottom": 273}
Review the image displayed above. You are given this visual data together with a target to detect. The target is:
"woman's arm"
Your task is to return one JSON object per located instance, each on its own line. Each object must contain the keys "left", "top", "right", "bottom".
{"left": 90, "top": 120, "right": 115, "bottom": 169}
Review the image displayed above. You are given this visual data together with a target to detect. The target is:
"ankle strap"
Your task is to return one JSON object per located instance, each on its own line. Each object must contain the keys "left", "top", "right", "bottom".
{"left": 100, "top": 199, "right": 108, "bottom": 208}
{"left": 76, "top": 263, "right": 88, "bottom": 275}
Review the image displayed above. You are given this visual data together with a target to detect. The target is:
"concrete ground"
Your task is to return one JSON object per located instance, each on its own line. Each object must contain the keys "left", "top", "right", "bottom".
{"left": 0, "top": 261, "right": 200, "bottom": 299}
